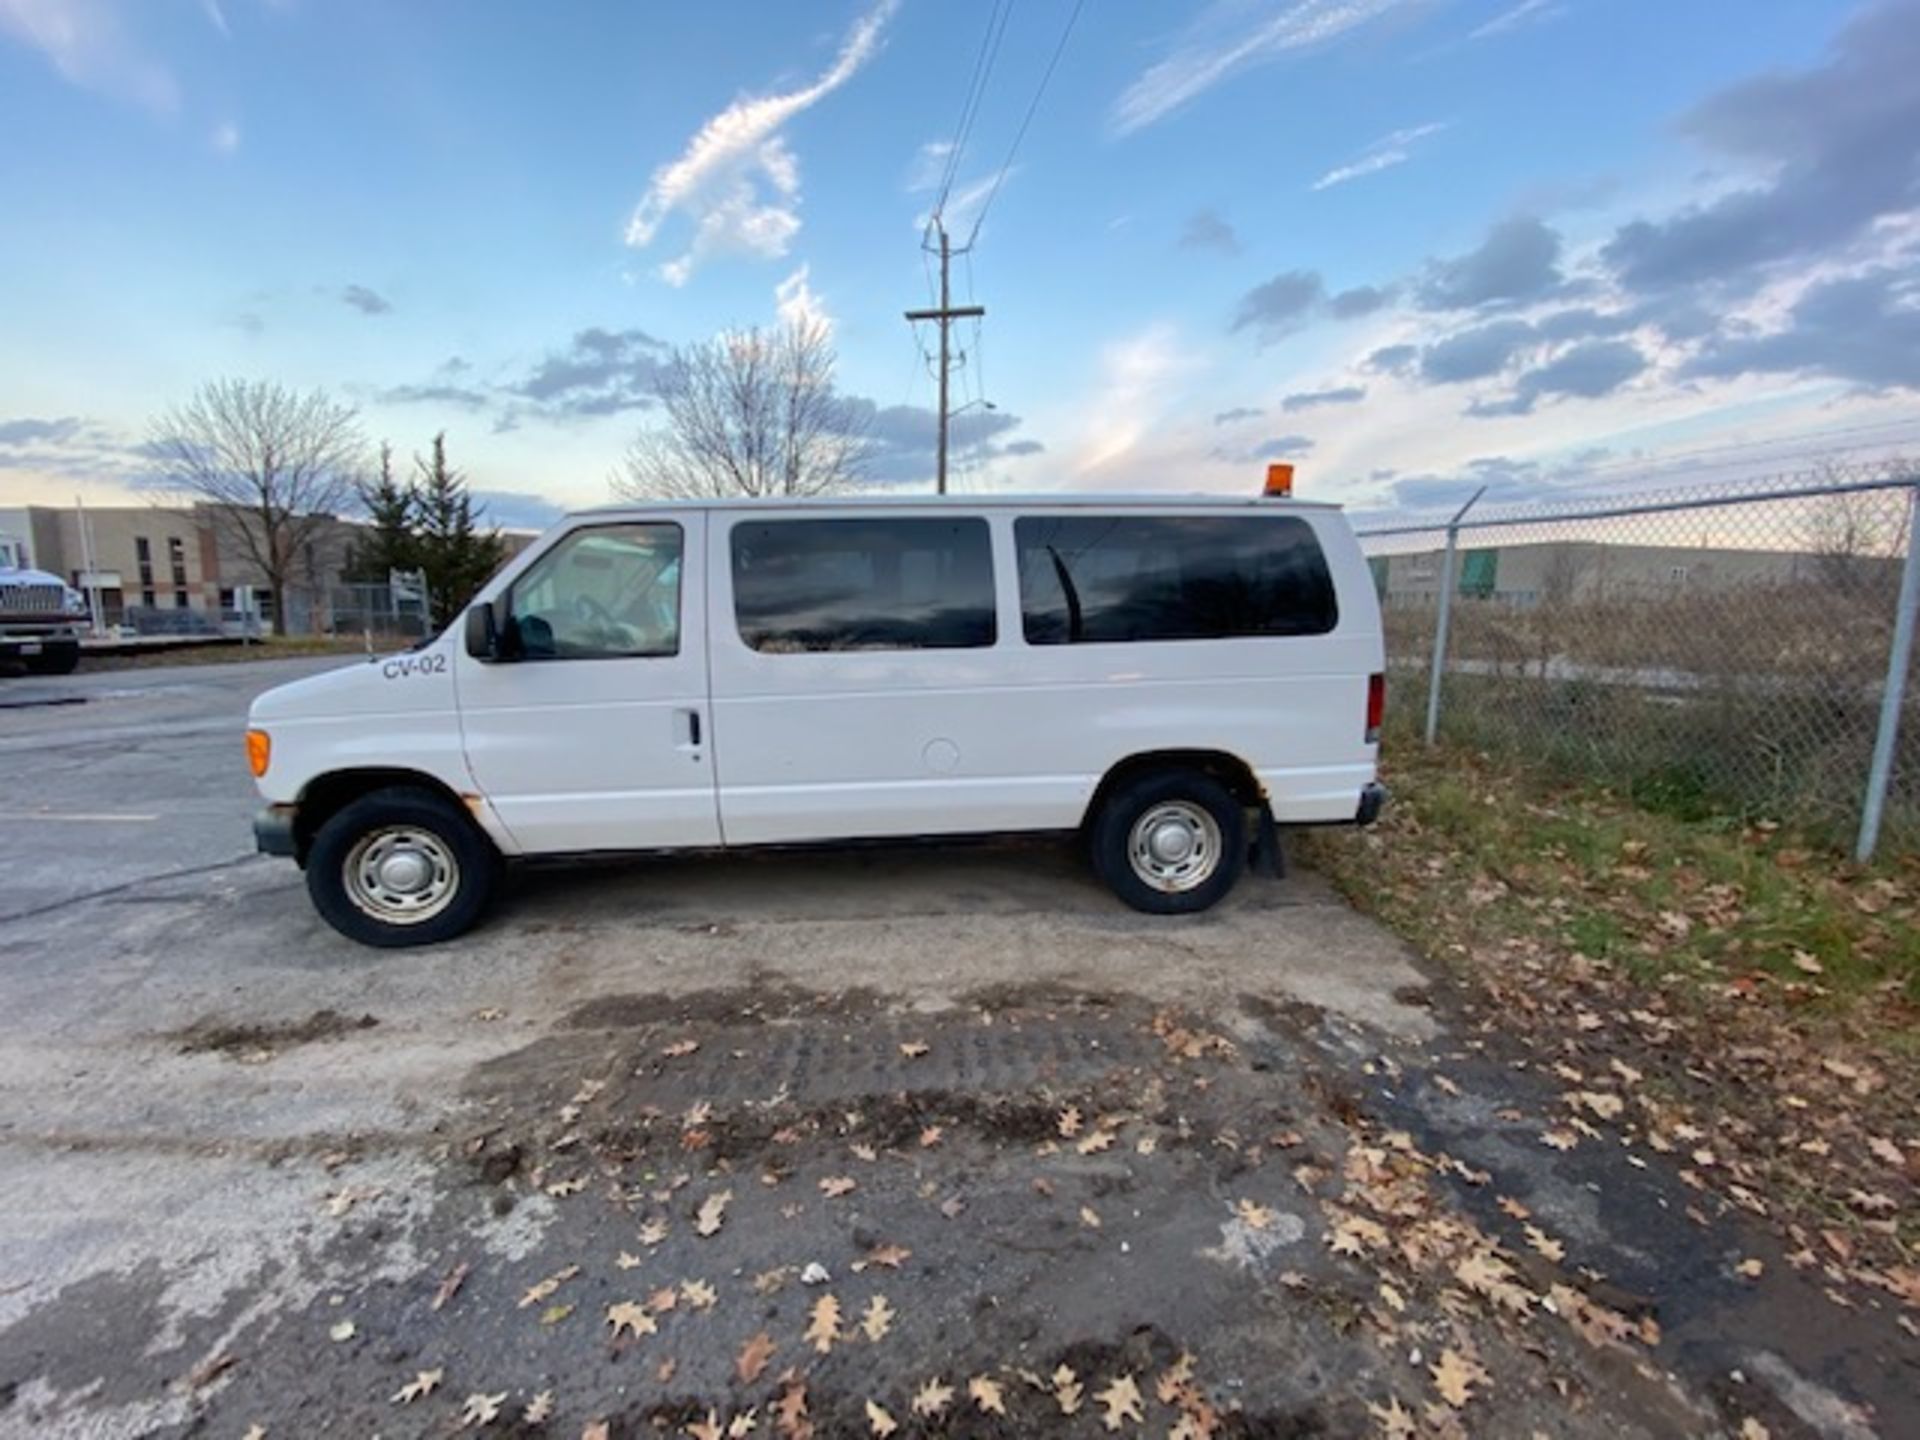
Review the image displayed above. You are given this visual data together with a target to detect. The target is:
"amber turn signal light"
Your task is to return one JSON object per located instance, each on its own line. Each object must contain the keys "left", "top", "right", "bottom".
{"left": 246, "top": 728, "right": 271, "bottom": 777}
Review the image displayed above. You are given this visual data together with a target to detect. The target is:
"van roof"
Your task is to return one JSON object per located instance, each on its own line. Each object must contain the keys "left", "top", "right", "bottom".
{"left": 564, "top": 492, "right": 1343, "bottom": 519}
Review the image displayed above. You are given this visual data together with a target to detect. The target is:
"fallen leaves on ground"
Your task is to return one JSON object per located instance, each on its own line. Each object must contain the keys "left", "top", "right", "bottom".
{"left": 736, "top": 1331, "right": 777, "bottom": 1384}
{"left": 606, "top": 1300, "right": 657, "bottom": 1341}
{"left": 459, "top": 1391, "right": 507, "bottom": 1428}
{"left": 519, "top": 1264, "right": 580, "bottom": 1309}
{"left": 912, "top": 1377, "right": 955, "bottom": 1416}
{"left": 819, "top": 1176, "right": 857, "bottom": 1198}
{"left": 1428, "top": 1349, "right": 1487, "bottom": 1409}
{"left": 1095, "top": 1373, "right": 1145, "bottom": 1430}
{"left": 860, "top": 1294, "right": 895, "bottom": 1341}
{"left": 695, "top": 1190, "right": 732, "bottom": 1237}
{"left": 391, "top": 1368, "right": 442, "bottom": 1404}
{"left": 968, "top": 1375, "right": 1007, "bottom": 1416}
{"left": 864, "top": 1399, "right": 897, "bottom": 1435}
{"left": 804, "top": 1294, "right": 842, "bottom": 1354}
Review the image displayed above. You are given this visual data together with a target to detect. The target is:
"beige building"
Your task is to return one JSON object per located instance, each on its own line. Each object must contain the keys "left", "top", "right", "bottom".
{"left": 1369, "top": 539, "right": 1900, "bottom": 609}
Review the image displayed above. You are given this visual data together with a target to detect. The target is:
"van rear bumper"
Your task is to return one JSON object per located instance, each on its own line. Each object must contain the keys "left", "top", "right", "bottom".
{"left": 1356, "top": 781, "right": 1388, "bottom": 826}
{"left": 253, "top": 804, "right": 298, "bottom": 858}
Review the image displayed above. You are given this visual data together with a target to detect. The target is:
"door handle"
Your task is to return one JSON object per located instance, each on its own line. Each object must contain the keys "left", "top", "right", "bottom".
{"left": 682, "top": 708, "right": 702, "bottom": 747}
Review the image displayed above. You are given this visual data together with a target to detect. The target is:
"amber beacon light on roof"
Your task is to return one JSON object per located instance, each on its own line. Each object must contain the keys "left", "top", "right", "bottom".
{"left": 1262, "top": 463, "right": 1294, "bottom": 497}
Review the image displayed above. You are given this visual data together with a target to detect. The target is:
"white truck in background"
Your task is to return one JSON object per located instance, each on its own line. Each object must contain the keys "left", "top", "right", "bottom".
{"left": 0, "top": 532, "right": 87, "bottom": 675}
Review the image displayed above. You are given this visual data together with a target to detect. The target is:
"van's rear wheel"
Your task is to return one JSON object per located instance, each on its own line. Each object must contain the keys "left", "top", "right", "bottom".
{"left": 1091, "top": 769, "right": 1245, "bottom": 914}
{"left": 307, "top": 787, "right": 496, "bottom": 947}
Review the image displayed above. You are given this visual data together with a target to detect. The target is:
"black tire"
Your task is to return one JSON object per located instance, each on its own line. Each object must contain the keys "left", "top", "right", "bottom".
{"left": 26, "top": 642, "right": 79, "bottom": 675}
{"left": 1090, "top": 769, "right": 1246, "bottom": 915}
{"left": 306, "top": 786, "right": 497, "bottom": 947}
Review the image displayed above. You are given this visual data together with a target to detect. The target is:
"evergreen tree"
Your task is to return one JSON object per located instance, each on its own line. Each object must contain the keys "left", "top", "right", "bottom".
{"left": 343, "top": 443, "right": 418, "bottom": 583}
{"left": 413, "top": 432, "right": 507, "bottom": 628}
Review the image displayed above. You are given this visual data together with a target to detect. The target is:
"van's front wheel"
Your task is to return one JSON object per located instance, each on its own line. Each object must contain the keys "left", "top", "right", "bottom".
{"left": 1091, "top": 770, "right": 1245, "bottom": 914}
{"left": 307, "top": 787, "right": 496, "bottom": 946}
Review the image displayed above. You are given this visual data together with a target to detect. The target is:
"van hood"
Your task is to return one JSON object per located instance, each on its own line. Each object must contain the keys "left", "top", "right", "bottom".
{"left": 249, "top": 634, "right": 457, "bottom": 722}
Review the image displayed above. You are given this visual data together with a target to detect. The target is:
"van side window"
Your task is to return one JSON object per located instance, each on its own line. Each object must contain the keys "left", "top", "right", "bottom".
{"left": 1016, "top": 515, "right": 1338, "bottom": 644}
{"left": 509, "top": 523, "right": 683, "bottom": 660}
{"left": 731, "top": 518, "right": 996, "bottom": 653}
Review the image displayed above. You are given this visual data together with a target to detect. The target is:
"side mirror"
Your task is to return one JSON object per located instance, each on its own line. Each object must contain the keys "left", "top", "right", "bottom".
{"left": 464, "top": 600, "right": 501, "bottom": 661}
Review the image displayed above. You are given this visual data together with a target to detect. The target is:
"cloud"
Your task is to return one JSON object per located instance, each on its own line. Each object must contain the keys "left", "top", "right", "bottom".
{"left": 1311, "top": 120, "right": 1447, "bottom": 191}
{"left": 0, "top": 0, "right": 178, "bottom": 112}
{"left": 1366, "top": 343, "right": 1419, "bottom": 374}
{"left": 624, "top": 0, "right": 897, "bottom": 285}
{"left": 1282, "top": 385, "right": 1367, "bottom": 411}
{"left": 0, "top": 416, "right": 85, "bottom": 446}
{"left": 1467, "top": 338, "right": 1649, "bottom": 416}
{"left": 1212, "top": 406, "right": 1264, "bottom": 426}
{"left": 844, "top": 398, "right": 1039, "bottom": 486}
{"left": 1600, "top": 3, "right": 1920, "bottom": 295}
{"left": 1419, "top": 319, "right": 1536, "bottom": 382}
{"left": 906, "top": 139, "right": 953, "bottom": 192}
{"left": 340, "top": 284, "right": 392, "bottom": 316}
{"left": 1416, "top": 216, "right": 1564, "bottom": 309}
{"left": 467, "top": 489, "right": 566, "bottom": 532}
{"left": 774, "top": 264, "right": 831, "bottom": 334}
{"left": 1683, "top": 262, "right": 1920, "bottom": 390}
{"left": 1329, "top": 285, "right": 1391, "bottom": 318}
{"left": 1468, "top": 0, "right": 1563, "bottom": 41}
{"left": 512, "top": 327, "right": 669, "bottom": 416}
{"left": 1231, "top": 270, "right": 1326, "bottom": 340}
{"left": 1112, "top": 0, "right": 1414, "bottom": 135}
{"left": 377, "top": 328, "right": 671, "bottom": 423}
{"left": 1254, "top": 434, "right": 1315, "bottom": 458}
{"left": 1179, "top": 208, "right": 1240, "bottom": 254}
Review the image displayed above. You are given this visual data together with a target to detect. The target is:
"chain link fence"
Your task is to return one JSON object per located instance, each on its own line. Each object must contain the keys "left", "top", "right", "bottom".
{"left": 1356, "top": 464, "right": 1920, "bottom": 859}
{"left": 280, "top": 583, "right": 432, "bottom": 642}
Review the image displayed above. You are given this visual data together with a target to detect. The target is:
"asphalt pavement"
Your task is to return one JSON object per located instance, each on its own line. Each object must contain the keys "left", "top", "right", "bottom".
{"left": 0, "top": 657, "right": 1910, "bottom": 1439}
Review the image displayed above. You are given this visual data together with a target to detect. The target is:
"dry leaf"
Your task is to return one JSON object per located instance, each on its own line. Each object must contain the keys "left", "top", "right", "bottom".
{"left": 662, "top": 1038, "right": 699, "bottom": 1058}
{"left": 545, "top": 1177, "right": 587, "bottom": 1198}
{"left": 1367, "top": 1396, "right": 1417, "bottom": 1439}
{"left": 899, "top": 1040, "right": 930, "bottom": 1058}
{"left": 968, "top": 1375, "right": 1007, "bottom": 1416}
{"left": 1235, "top": 1199, "right": 1277, "bottom": 1230}
{"left": 805, "top": 1294, "right": 842, "bottom": 1354}
{"left": 912, "top": 1378, "right": 955, "bottom": 1416}
{"left": 519, "top": 1266, "right": 581, "bottom": 1308}
{"left": 861, "top": 1294, "right": 896, "bottom": 1341}
{"left": 639, "top": 1218, "right": 670, "bottom": 1245}
{"left": 647, "top": 1287, "right": 678, "bottom": 1314}
{"left": 864, "top": 1243, "right": 911, "bottom": 1270}
{"left": 681, "top": 1278, "right": 718, "bottom": 1310}
{"left": 1523, "top": 1225, "right": 1564, "bottom": 1262}
{"left": 1735, "top": 1258, "right": 1765, "bottom": 1279}
{"left": 584, "top": 1423, "right": 612, "bottom": 1440}
{"left": 460, "top": 1392, "right": 508, "bottom": 1427}
{"left": 918, "top": 1125, "right": 943, "bottom": 1148}
{"left": 540, "top": 1303, "right": 574, "bottom": 1326}
{"left": 774, "top": 1383, "right": 810, "bottom": 1435}
{"left": 865, "top": 1400, "right": 897, "bottom": 1436}
{"left": 431, "top": 1261, "right": 470, "bottom": 1312}
{"left": 1096, "top": 1373, "right": 1145, "bottom": 1430}
{"left": 392, "top": 1368, "right": 443, "bottom": 1404}
{"left": 726, "top": 1413, "right": 757, "bottom": 1439}
{"left": 606, "top": 1300, "right": 658, "bottom": 1340}
{"left": 1057, "top": 1106, "right": 1083, "bottom": 1137}
{"left": 1053, "top": 1365, "right": 1084, "bottom": 1414}
{"left": 616, "top": 1251, "right": 643, "bottom": 1270}
{"left": 1429, "top": 1350, "right": 1486, "bottom": 1408}
{"left": 685, "top": 1410, "right": 724, "bottom": 1440}
{"left": 1079, "top": 1205, "right": 1102, "bottom": 1229}
{"left": 820, "top": 1176, "right": 858, "bottom": 1198}
{"left": 1077, "top": 1130, "right": 1115, "bottom": 1155}
{"left": 737, "top": 1331, "right": 777, "bottom": 1384}
{"left": 695, "top": 1190, "right": 732, "bottom": 1236}
{"left": 525, "top": 1391, "right": 554, "bottom": 1423}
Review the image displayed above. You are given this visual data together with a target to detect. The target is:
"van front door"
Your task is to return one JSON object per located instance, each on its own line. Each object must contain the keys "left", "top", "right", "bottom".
{"left": 456, "top": 516, "right": 719, "bottom": 854}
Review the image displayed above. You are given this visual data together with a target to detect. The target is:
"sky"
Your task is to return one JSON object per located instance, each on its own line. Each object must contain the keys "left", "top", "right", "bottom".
{"left": 1, "top": 0, "right": 1917, "bottom": 530}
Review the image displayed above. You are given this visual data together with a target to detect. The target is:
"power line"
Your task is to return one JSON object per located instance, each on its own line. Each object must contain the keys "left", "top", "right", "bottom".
{"left": 931, "top": 0, "right": 1014, "bottom": 227}
{"left": 966, "top": 0, "right": 1086, "bottom": 247}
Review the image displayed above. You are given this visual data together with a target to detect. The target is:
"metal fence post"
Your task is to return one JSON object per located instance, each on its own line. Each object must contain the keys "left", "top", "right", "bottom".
{"left": 1856, "top": 484, "right": 1920, "bottom": 862}
{"left": 1424, "top": 486, "right": 1486, "bottom": 746}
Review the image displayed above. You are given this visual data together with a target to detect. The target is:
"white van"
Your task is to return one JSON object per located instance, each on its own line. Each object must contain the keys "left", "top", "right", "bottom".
{"left": 248, "top": 495, "right": 1386, "bottom": 945}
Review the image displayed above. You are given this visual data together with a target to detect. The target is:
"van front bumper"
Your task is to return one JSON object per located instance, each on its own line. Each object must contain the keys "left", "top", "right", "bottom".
{"left": 253, "top": 804, "right": 298, "bottom": 858}
{"left": 1356, "top": 782, "right": 1388, "bottom": 826}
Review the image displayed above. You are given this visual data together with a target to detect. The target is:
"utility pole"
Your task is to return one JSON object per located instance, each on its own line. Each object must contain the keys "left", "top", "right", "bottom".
{"left": 904, "top": 219, "right": 985, "bottom": 495}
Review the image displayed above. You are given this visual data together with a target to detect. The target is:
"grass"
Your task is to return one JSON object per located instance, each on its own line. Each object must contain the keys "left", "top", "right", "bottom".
{"left": 77, "top": 636, "right": 383, "bottom": 671}
{"left": 1301, "top": 736, "right": 1920, "bottom": 1014}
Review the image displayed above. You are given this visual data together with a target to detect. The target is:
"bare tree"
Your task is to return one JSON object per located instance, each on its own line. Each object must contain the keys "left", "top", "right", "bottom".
{"left": 615, "top": 319, "right": 869, "bottom": 500}
{"left": 149, "top": 380, "right": 365, "bottom": 634}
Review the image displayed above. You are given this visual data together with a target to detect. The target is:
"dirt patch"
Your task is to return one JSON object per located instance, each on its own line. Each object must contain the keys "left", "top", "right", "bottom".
{"left": 560, "top": 984, "right": 887, "bottom": 1031}
{"left": 169, "top": 1008, "right": 378, "bottom": 1058}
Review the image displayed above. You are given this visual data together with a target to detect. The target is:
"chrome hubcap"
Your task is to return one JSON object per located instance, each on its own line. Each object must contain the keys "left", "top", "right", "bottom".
{"left": 343, "top": 826, "right": 459, "bottom": 924}
{"left": 1127, "top": 802, "right": 1221, "bottom": 893}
